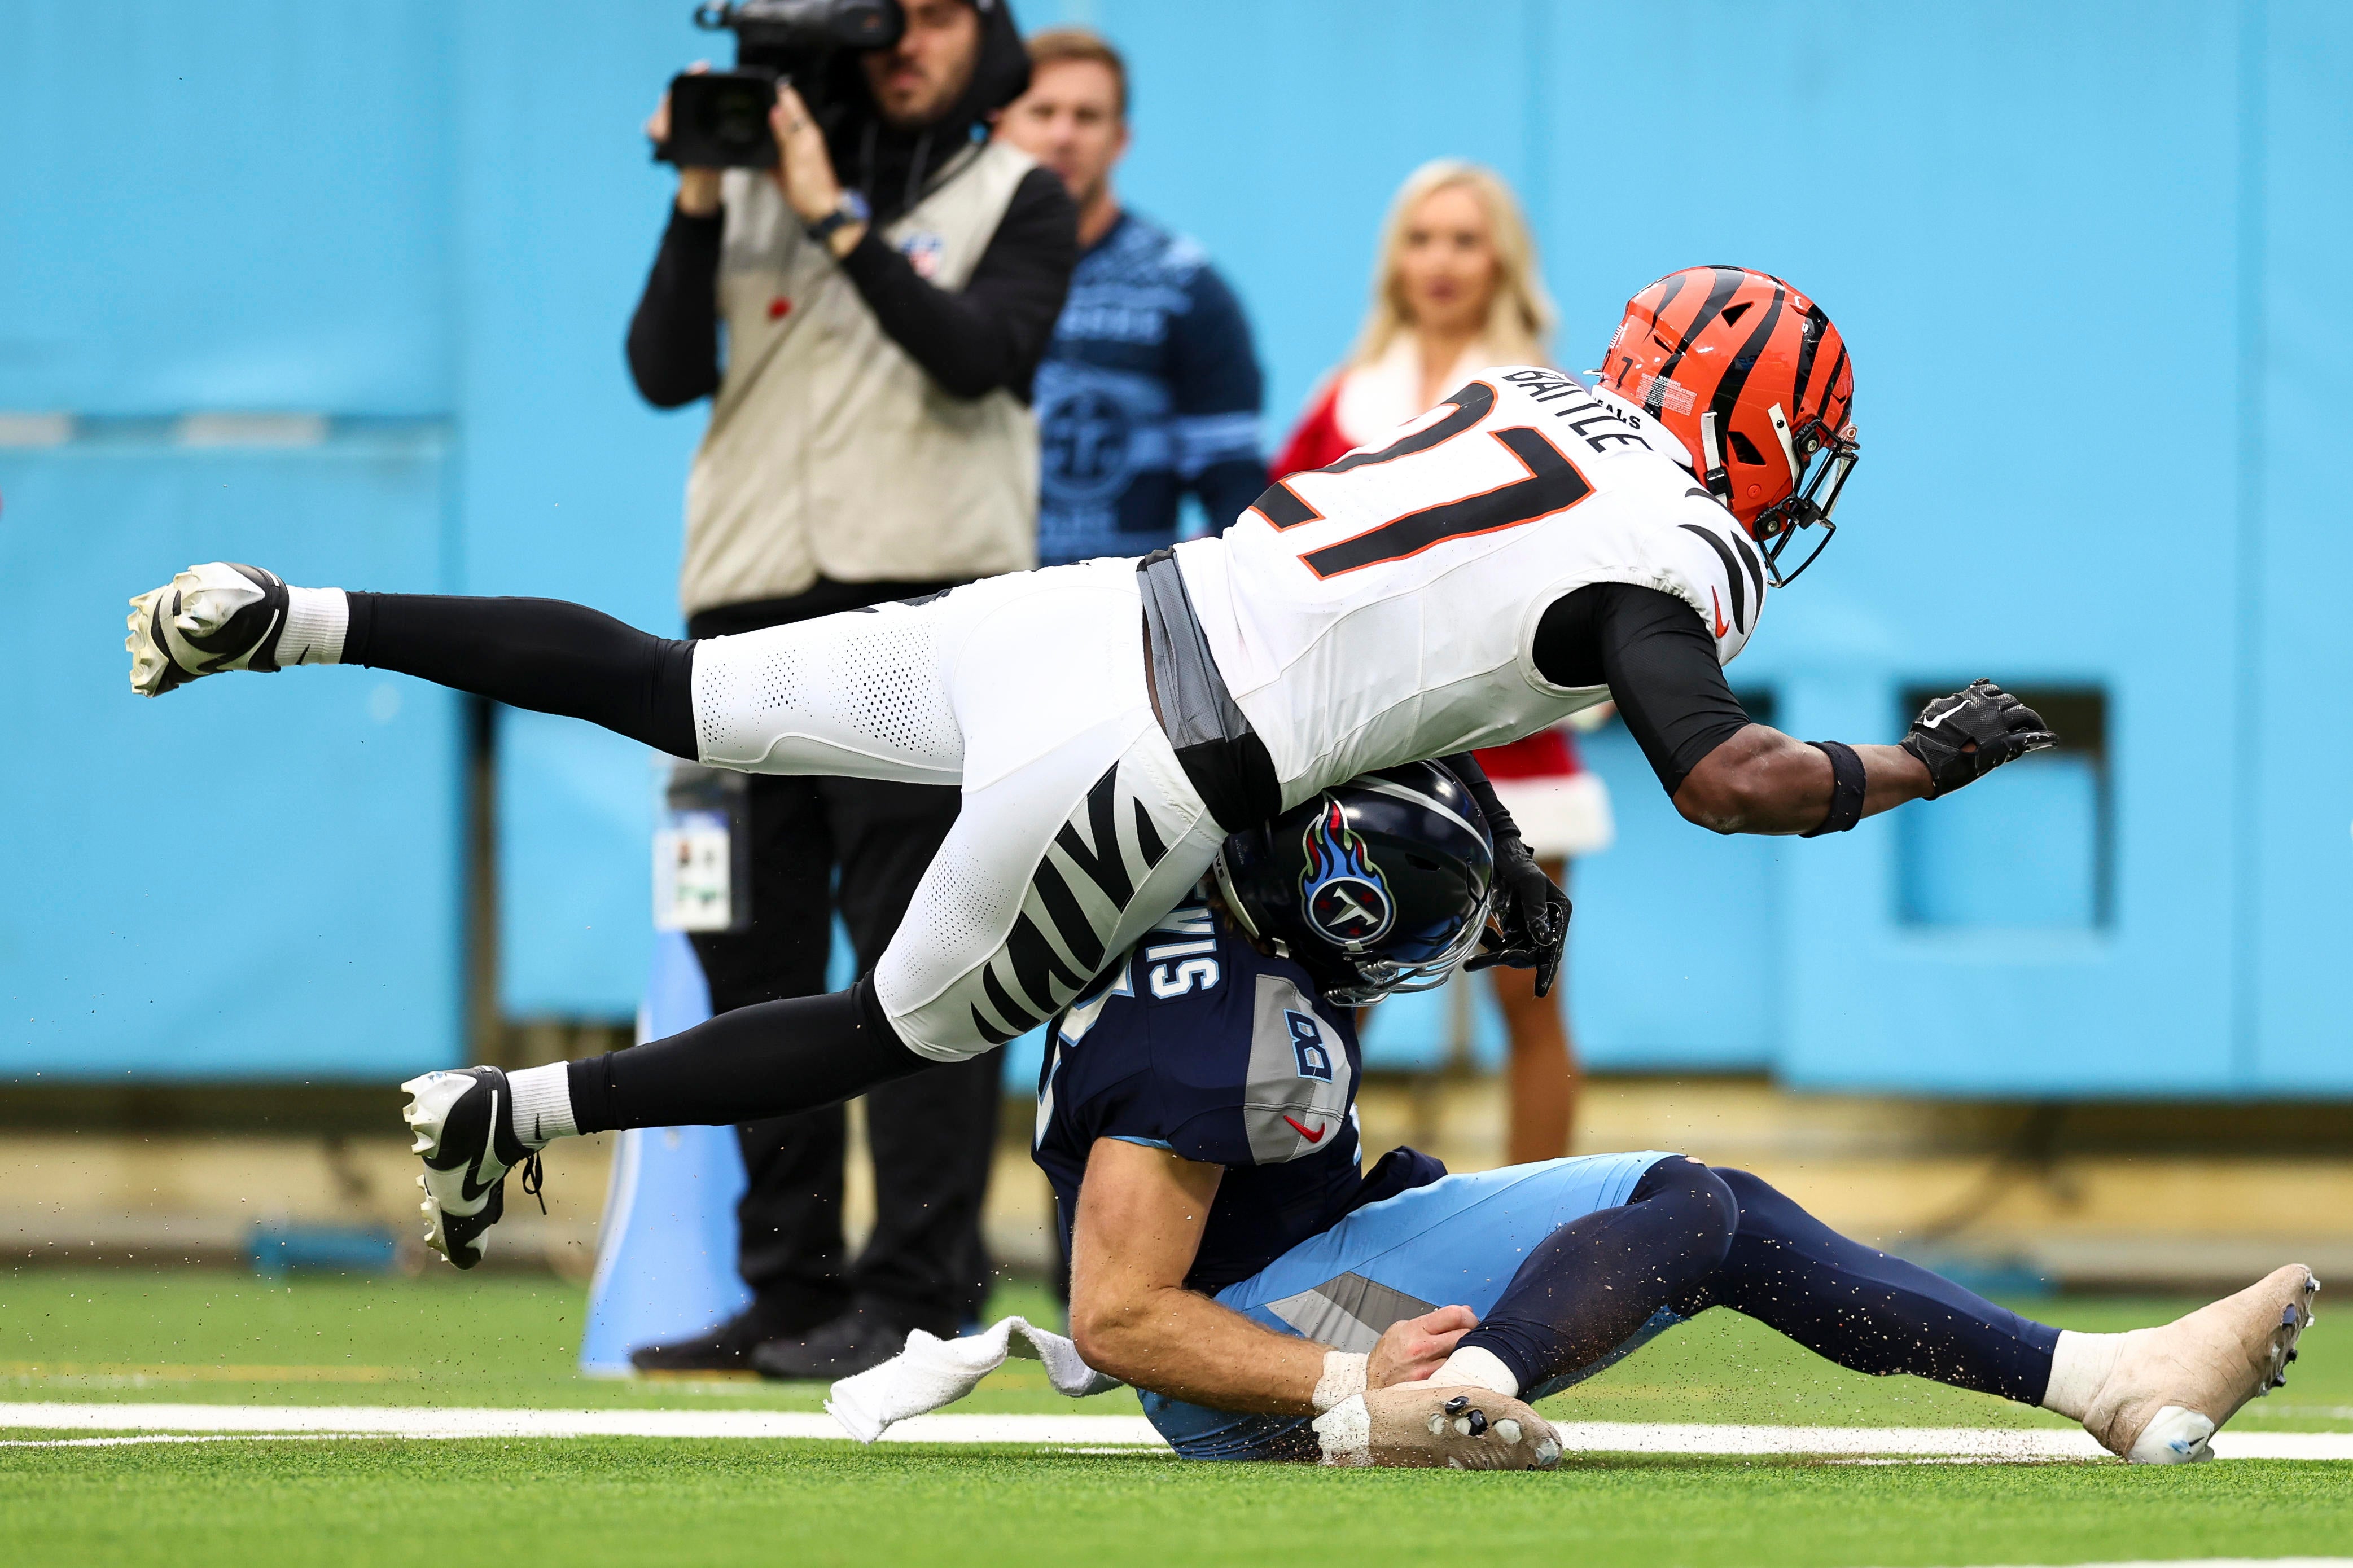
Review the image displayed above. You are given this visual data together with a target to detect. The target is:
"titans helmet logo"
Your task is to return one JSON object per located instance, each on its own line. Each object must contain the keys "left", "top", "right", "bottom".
{"left": 1299, "top": 798, "right": 1394, "bottom": 947}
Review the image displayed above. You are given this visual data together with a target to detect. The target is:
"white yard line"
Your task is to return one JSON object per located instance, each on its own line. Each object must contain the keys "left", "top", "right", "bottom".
{"left": 0, "top": 1404, "right": 1155, "bottom": 1445}
{"left": 2, "top": 1404, "right": 2350, "bottom": 1460}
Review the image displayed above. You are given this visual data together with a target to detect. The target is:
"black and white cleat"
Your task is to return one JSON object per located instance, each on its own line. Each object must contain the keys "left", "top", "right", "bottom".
{"left": 126, "top": 561, "right": 290, "bottom": 697}
{"left": 400, "top": 1068, "right": 542, "bottom": 1270}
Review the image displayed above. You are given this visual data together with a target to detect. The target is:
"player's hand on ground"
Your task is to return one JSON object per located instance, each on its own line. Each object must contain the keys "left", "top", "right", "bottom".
{"left": 1368, "top": 1305, "right": 1479, "bottom": 1389}
{"left": 1896, "top": 678, "right": 2057, "bottom": 798}
{"left": 649, "top": 62, "right": 722, "bottom": 216}
{"left": 1466, "top": 841, "right": 1571, "bottom": 995}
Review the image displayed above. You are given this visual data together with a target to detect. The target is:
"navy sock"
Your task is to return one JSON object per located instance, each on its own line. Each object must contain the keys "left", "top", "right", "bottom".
{"left": 1679, "top": 1167, "right": 2060, "bottom": 1404}
{"left": 1457, "top": 1156, "right": 1736, "bottom": 1391}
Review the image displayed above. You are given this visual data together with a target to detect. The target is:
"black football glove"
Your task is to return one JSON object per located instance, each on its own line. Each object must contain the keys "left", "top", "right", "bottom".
{"left": 1463, "top": 834, "right": 1572, "bottom": 996}
{"left": 1898, "top": 679, "right": 2058, "bottom": 798}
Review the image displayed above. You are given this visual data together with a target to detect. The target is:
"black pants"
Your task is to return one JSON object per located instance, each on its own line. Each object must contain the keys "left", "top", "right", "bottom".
{"left": 683, "top": 587, "right": 999, "bottom": 1340}
{"left": 689, "top": 770, "right": 999, "bottom": 1339}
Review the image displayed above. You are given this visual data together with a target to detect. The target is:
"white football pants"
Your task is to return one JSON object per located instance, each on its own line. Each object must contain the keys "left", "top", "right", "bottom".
{"left": 689, "top": 558, "right": 1225, "bottom": 1061}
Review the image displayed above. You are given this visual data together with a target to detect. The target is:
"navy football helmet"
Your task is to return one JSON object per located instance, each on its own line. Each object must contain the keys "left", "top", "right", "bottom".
{"left": 1212, "top": 761, "right": 1496, "bottom": 1005}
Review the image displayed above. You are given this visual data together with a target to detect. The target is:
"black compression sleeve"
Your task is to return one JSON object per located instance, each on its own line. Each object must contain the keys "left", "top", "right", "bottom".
{"left": 343, "top": 592, "right": 698, "bottom": 759}
{"left": 566, "top": 974, "right": 927, "bottom": 1132}
{"left": 835, "top": 166, "right": 1077, "bottom": 401}
{"left": 625, "top": 205, "right": 725, "bottom": 408}
{"left": 1531, "top": 583, "right": 1752, "bottom": 796}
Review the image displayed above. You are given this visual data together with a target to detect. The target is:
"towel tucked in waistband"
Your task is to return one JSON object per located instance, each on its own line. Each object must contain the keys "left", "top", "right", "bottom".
{"left": 1137, "top": 549, "right": 1281, "bottom": 831}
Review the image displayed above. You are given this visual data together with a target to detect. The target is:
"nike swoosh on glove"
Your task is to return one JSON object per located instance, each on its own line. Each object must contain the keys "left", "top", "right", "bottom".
{"left": 1898, "top": 678, "right": 2058, "bottom": 798}
{"left": 1465, "top": 835, "right": 1572, "bottom": 996}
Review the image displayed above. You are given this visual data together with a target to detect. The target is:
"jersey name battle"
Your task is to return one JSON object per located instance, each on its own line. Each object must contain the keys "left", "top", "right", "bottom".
{"left": 1034, "top": 899, "right": 1368, "bottom": 1292}
{"left": 1170, "top": 367, "right": 1770, "bottom": 806}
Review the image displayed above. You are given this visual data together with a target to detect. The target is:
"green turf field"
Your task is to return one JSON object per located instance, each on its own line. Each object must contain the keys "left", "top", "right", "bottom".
{"left": 3, "top": 1269, "right": 2347, "bottom": 1566}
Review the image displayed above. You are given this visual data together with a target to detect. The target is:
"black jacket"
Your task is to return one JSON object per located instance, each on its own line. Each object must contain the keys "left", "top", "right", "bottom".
{"left": 627, "top": 0, "right": 1077, "bottom": 408}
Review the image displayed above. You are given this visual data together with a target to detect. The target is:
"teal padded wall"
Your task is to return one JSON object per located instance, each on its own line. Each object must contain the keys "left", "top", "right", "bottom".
{"left": 0, "top": 429, "right": 462, "bottom": 1077}
{"left": 1, "top": 0, "right": 2345, "bottom": 1091}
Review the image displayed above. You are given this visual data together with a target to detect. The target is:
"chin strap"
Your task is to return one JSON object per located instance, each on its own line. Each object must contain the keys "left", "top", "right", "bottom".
{"left": 1698, "top": 411, "right": 1734, "bottom": 506}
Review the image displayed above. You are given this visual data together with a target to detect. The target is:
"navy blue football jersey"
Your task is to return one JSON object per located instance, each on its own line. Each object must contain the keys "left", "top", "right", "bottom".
{"left": 1033, "top": 898, "right": 1364, "bottom": 1292}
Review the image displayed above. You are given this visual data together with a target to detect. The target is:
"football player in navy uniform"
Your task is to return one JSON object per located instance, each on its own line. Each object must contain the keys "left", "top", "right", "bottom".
{"left": 130, "top": 268, "right": 2067, "bottom": 1296}
{"left": 1023, "top": 766, "right": 2314, "bottom": 1468}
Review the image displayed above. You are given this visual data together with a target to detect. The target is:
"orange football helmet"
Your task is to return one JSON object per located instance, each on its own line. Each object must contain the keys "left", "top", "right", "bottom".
{"left": 1599, "top": 265, "right": 1858, "bottom": 585}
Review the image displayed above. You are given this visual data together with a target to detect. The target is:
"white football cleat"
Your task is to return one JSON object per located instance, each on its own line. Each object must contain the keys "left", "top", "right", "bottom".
{"left": 1313, "top": 1385, "right": 1562, "bottom": 1470}
{"left": 401, "top": 1067, "right": 540, "bottom": 1270}
{"left": 126, "top": 561, "right": 290, "bottom": 697}
{"left": 2083, "top": 1264, "right": 2319, "bottom": 1462}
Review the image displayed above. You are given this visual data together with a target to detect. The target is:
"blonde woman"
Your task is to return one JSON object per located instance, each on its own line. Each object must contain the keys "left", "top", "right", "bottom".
{"left": 1273, "top": 160, "right": 1613, "bottom": 1164}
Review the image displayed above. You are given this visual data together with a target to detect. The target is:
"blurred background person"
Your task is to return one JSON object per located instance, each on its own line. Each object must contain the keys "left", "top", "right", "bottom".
{"left": 623, "top": 0, "right": 1078, "bottom": 1378}
{"left": 1270, "top": 160, "right": 1610, "bottom": 1163}
{"left": 996, "top": 27, "right": 1265, "bottom": 566}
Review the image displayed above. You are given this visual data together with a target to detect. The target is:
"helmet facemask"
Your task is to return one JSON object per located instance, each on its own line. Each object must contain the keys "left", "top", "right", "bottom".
{"left": 1315, "top": 886, "right": 1495, "bottom": 1005}
{"left": 1212, "top": 845, "right": 1493, "bottom": 1006}
{"left": 1750, "top": 404, "right": 1858, "bottom": 587}
{"left": 1607, "top": 265, "right": 1856, "bottom": 588}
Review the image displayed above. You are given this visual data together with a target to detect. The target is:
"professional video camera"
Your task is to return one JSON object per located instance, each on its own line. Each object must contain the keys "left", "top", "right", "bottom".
{"left": 656, "top": 0, "right": 904, "bottom": 168}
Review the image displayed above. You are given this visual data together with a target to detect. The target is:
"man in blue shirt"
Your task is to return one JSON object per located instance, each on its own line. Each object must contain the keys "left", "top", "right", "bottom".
{"left": 1027, "top": 770, "right": 2317, "bottom": 1468}
{"left": 997, "top": 28, "right": 1266, "bottom": 566}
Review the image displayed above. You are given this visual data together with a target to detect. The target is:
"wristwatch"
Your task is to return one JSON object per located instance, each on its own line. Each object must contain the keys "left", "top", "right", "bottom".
{"left": 804, "top": 190, "right": 869, "bottom": 249}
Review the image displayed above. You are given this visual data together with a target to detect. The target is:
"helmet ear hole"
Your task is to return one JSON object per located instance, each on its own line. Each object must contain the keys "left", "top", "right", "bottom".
{"left": 1725, "top": 428, "right": 1767, "bottom": 465}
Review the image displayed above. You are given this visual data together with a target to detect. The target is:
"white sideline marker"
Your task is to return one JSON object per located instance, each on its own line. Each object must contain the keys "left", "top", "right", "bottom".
{"left": 2, "top": 1404, "right": 2351, "bottom": 1460}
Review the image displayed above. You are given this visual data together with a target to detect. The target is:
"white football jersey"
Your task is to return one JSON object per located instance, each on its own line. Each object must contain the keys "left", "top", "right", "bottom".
{"left": 1175, "top": 366, "right": 1768, "bottom": 806}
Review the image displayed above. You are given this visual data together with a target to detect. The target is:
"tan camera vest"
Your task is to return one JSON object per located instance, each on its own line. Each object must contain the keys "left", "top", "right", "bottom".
{"left": 680, "top": 139, "right": 1042, "bottom": 617}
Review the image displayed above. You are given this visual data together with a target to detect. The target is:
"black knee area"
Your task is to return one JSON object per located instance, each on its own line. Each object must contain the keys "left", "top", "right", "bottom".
{"left": 1627, "top": 1156, "right": 1739, "bottom": 1273}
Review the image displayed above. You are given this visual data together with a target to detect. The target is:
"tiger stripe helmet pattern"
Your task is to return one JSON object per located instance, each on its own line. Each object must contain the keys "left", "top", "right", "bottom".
{"left": 1601, "top": 265, "right": 1859, "bottom": 585}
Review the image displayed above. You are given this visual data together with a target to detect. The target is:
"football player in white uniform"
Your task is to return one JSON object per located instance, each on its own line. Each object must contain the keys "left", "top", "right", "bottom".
{"left": 125, "top": 265, "right": 2054, "bottom": 1267}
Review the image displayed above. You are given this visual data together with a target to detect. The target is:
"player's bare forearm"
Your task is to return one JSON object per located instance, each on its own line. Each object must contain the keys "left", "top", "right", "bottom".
{"left": 1068, "top": 1139, "right": 1330, "bottom": 1412}
{"left": 1076, "top": 1280, "right": 1333, "bottom": 1415}
{"left": 1672, "top": 724, "right": 1931, "bottom": 834}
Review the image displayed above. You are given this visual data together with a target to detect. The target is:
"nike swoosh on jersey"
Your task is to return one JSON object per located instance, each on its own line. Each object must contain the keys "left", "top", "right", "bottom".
{"left": 1710, "top": 587, "right": 1730, "bottom": 639}
{"left": 1282, "top": 1114, "right": 1328, "bottom": 1144}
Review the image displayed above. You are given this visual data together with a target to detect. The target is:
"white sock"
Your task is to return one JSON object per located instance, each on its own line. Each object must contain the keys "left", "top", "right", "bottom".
{"left": 2041, "top": 1328, "right": 2132, "bottom": 1421}
{"left": 279, "top": 585, "right": 348, "bottom": 665}
{"left": 506, "top": 1062, "right": 577, "bottom": 1149}
{"left": 1431, "top": 1345, "right": 1520, "bottom": 1396}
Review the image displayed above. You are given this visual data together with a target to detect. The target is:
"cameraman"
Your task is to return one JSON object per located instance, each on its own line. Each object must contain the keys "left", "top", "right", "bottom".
{"left": 625, "top": 0, "right": 1077, "bottom": 1380}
